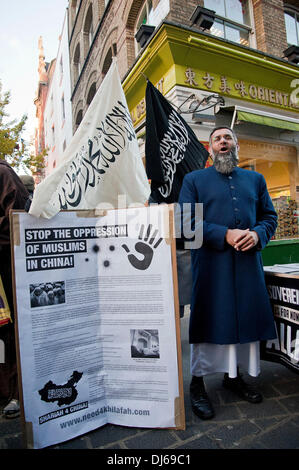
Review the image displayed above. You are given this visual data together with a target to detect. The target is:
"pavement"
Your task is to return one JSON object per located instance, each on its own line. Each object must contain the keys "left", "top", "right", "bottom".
{"left": 1, "top": 308, "right": 299, "bottom": 452}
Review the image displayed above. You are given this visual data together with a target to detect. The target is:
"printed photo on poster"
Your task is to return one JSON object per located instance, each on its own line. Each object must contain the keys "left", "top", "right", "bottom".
{"left": 30, "top": 281, "right": 66, "bottom": 308}
{"left": 130, "top": 329, "right": 160, "bottom": 358}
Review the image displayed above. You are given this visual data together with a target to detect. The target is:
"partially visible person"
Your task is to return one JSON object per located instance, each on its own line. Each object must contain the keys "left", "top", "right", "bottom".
{"left": 19, "top": 174, "right": 35, "bottom": 212}
{"left": 0, "top": 160, "right": 29, "bottom": 418}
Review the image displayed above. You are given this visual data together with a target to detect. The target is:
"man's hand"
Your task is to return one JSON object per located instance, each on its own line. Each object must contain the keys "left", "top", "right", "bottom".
{"left": 226, "top": 228, "right": 259, "bottom": 251}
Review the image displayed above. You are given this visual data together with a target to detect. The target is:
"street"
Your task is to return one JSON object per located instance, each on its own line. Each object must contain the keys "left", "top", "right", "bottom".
{"left": 1, "top": 309, "right": 299, "bottom": 450}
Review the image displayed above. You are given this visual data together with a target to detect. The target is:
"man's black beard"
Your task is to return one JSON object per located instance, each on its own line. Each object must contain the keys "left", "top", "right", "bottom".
{"left": 213, "top": 148, "right": 238, "bottom": 174}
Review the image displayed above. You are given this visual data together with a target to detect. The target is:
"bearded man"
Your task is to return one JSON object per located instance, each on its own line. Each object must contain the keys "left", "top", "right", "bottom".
{"left": 178, "top": 127, "right": 277, "bottom": 420}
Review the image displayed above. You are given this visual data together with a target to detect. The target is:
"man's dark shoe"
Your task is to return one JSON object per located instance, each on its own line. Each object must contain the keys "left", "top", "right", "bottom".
{"left": 222, "top": 373, "right": 263, "bottom": 403}
{"left": 190, "top": 376, "right": 214, "bottom": 420}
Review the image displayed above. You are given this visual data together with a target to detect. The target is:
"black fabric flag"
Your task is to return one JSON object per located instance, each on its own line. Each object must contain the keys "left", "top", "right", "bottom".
{"left": 145, "top": 80, "right": 209, "bottom": 204}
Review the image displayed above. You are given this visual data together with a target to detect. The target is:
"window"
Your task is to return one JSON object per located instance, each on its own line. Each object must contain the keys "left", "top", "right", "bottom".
{"left": 112, "top": 43, "right": 117, "bottom": 57}
{"left": 133, "top": 0, "right": 170, "bottom": 55}
{"left": 71, "top": 0, "right": 80, "bottom": 27}
{"left": 75, "top": 109, "right": 83, "bottom": 130}
{"left": 83, "top": 4, "right": 94, "bottom": 55}
{"left": 86, "top": 83, "right": 96, "bottom": 105}
{"left": 284, "top": 7, "right": 299, "bottom": 46}
{"left": 204, "top": 0, "right": 252, "bottom": 46}
{"left": 238, "top": 140, "right": 299, "bottom": 240}
{"left": 102, "top": 48, "right": 113, "bottom": 77}
{"left": 89, "top": 21, "right": 93, "bottom": 46}
{"left": 101, "top": 44, "right": 117, "bottom": 79}
{"left": 136, "top": 0, "right": 154, "bottom": 31}
{"left": 75, "top": 0, "right": 79, "bottom": 16}
{"left": 135, "top": 0, "right": 155, "bottom": 53}
{"left": 73, "top": 43, "right": 81, "bottom": 83}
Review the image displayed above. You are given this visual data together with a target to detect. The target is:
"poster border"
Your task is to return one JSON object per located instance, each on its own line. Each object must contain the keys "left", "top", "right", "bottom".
{"left": 10, "top": 206, "right": 185, "bottom": 449}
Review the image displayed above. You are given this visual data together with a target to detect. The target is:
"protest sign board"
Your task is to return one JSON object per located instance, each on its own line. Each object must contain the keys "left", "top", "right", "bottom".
{"left": 261, "top": 268, "right": 299, "bottom": 374}
{"left": 11, "top": 205, "right": 185, "bottom": 449}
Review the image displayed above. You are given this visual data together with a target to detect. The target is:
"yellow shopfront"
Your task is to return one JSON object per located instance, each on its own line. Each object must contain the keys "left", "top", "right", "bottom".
{"left": 123, "top": 21, "right": 299, "bottom": 263}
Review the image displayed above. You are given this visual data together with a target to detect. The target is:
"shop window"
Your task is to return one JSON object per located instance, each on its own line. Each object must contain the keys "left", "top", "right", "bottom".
{"left": 238, "top": 140, "right": 299, "bottom": 240}
{"left": 284, "top": 6, "right": 299, "bottom": 46}
{"left": 204, "top": 0, "right": 252, "bottom": 46}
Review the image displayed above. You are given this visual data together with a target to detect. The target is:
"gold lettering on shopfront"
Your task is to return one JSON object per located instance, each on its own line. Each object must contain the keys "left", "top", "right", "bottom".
{"left": 247, "top": 84, "right": 296, "bottom": 108}
{"left": 131, "top": 69, "right": 299, "bottom": 124}
{"left": 198, "top": 69, "right": 299, "bottom": 110}
{"left": 219, "top": 76, "right": 231, "bottom": 94}
{"left": 202, "top": 72, "right": 214, "bottom": 89}
{"left": 185, "top": 68, "right": 198, "bottom": 86}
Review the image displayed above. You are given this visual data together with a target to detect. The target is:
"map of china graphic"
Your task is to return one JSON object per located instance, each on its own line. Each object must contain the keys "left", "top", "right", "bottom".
{"left": 39, "top": 371, "right": 83, "bottom": 407}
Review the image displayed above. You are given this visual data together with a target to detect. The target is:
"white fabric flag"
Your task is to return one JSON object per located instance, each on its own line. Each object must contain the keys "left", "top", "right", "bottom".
{"left": 29, "top": 59, "right": 150, "bottom": 218}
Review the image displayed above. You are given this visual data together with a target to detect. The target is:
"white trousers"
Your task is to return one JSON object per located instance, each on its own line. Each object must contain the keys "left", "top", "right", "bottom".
{"left": 191, "top": 342, "right": 260, "bottom": 378}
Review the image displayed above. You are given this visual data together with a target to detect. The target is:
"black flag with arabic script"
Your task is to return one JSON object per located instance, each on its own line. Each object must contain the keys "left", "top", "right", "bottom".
{"left": 145, "top": 80, "right": 209, "bottom": 203}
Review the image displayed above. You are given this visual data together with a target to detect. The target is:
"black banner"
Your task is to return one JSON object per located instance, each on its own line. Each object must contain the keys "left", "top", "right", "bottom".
{"left": 145, "top": 80, "right": 209, "bottom": 204}
{"left": 261, "top": 273, "right": 299, "bottom": 374}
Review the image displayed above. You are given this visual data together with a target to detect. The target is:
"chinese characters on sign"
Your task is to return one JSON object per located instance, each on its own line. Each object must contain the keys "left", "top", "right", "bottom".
{"left": 184, "top": 67, "right": 299, "bottom": 109}
{"left": 130, "top": 68, "right": 299, "bottom": 125}
{"left": 185, "top": 68, "right": 198, "bottom": 86}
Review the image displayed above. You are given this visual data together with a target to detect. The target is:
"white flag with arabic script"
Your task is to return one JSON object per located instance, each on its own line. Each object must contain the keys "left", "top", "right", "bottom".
{"left": 29, "top": 59, "right": 150, "bottom": 218}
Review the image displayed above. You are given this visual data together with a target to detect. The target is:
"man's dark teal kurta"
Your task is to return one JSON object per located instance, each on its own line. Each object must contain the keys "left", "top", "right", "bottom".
{"left": 178, "top": 165, "right": 277, "bottom": 345}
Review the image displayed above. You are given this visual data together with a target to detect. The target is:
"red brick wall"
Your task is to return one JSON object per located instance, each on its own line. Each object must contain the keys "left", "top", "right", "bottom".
{"left": 166, "top": 0, "right": 204, "bottom": 26}
{"left": 252, "top": 0, "right": 288, "bottom": 58}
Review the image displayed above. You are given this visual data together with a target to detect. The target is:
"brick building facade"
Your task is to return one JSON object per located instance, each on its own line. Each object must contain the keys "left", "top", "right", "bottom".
{"left": 33, "top": 37, "right": 55, "bottom": 183}
{"left": 65, "top": 0, "right": 299, "bottom": 258}
{"left": 67, "top": 0, "right": 298, "bottom": 133}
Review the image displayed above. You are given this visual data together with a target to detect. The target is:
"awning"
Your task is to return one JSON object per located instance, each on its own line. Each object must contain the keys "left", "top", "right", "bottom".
{"left": 228, "top": 105, "right": 299, "bottom": 131}
{"left": 237, "top": 110, "right": 299, "bottom": 131}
